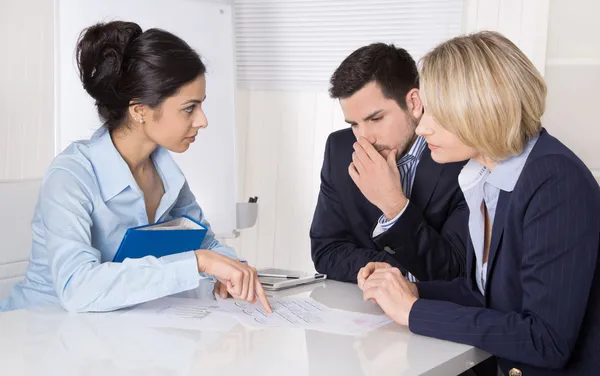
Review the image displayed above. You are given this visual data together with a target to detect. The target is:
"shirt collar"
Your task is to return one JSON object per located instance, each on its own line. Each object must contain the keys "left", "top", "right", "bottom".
{"left": 458, "top": 159, "right": 489, "bottom": 192}
{"left": 88, "top": 129, "right": 185, "bottom": 202}
{"left": 459, "top": 133, "right": 540, "bottom": 193}
{"left": 397, "top": 136, "right": 427, "bottom": 167}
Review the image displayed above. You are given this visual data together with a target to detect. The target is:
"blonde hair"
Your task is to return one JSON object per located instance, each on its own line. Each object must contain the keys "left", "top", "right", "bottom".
{"left": 420, "top": 31, "right": 546, "bottom": 161}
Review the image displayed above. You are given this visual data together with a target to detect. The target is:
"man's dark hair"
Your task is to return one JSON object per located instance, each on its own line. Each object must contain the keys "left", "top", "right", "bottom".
{"left": 329, "top": 43, "right": 419, "bottom": 110}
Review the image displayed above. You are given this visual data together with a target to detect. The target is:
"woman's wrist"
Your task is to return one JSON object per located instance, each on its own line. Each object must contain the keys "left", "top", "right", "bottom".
{"left": 402, "top": 296, "right": 418, "bottom": 327}
{"left": 194, "top": 249, "right": 209, "bottom": 273}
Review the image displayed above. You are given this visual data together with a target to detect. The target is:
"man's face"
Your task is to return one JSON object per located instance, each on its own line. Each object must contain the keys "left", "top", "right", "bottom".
{"left": 340, "top": 81, "right": 418, "bottom": 160}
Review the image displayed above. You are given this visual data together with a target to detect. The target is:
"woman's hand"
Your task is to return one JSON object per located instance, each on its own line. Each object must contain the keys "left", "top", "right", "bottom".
{"left": 195, "top": 249, "right": 272, "bottom": 313}
{"left": 357, "top": 262, "right": 393, "bottom": 289}
{"left": 213, "top": 281, "right": 229, "bottom": 299}
{"left": 359, "top": 266, "right": 418, "bottom": 326}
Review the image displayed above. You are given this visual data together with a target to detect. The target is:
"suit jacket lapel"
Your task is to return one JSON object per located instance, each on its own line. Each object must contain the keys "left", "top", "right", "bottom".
{"left": 485, "top": 190, "right": 511, "bottom": 295}
{"left": 411, "top": 149, "right": 444, "bottom": 210}
{"left": 465, "top": 236, "right": 486, "bottom": 304}
{"left": 466, "top": 238, "right": 477, "bottom": 290}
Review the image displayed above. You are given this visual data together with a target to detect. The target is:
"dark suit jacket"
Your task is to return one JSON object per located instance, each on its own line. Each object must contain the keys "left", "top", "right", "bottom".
{"left": 310, "top": 128, "right": 469, "bottom": 282}
{"left": 410, "top": 129, "right": 600, "bottom": 375}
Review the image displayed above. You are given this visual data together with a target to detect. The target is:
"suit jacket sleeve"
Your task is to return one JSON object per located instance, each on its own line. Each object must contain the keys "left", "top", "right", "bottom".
{"left": 408, "top": 155, "right": 600, "bottom": 369}
{"left": 416, "top": 277, "right": 484, "bottom": 307}
{"left": 373, "top": 178, "right": 469, "bottom": 281}
{"left": 310, "top": 135, "right": 396, "bottom": 283}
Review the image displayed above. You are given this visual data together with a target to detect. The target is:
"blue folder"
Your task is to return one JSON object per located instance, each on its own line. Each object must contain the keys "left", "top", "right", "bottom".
{"left": 112, "top": 216, "right": 208, "bottom": 263}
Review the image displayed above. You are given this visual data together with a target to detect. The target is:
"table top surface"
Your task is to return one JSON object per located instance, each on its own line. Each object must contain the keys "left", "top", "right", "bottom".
{"left": 0, "top": 280, "right": 489, "bottom": 376}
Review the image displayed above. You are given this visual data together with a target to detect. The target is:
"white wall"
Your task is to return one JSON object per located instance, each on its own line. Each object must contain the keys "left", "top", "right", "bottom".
{"left": 462, "top": 0, "right": 549, "bottom": 74}
{"left": 0, "top": 0, "right": 54, "bottom": 179}
{"left": 543, "top": 0, "right": 600, "bottom": 184}
{"left": 224, "top": 90, "right": 345, "bottom": 271}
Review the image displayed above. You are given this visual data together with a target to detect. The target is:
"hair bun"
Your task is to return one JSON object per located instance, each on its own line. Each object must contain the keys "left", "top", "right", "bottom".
{"left": 76, "top": 21, "right": 142, "bottom": 106}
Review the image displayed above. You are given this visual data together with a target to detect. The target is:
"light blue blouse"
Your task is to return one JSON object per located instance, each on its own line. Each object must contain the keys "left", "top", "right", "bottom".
{"left": 0, "top": 129, "right": 238, "bottom": 312}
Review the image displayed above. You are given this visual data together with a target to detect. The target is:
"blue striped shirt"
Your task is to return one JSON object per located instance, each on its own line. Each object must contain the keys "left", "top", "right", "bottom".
{"left": 372, "top": 136, "right": 427, "bottom": 282}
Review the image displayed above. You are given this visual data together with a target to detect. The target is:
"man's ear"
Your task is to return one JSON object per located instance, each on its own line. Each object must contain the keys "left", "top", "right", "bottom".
{"left": 405, "top": 88, "right": 423, "bottom": 119}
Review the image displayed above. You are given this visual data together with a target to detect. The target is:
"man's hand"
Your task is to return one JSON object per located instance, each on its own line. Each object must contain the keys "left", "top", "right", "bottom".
{"left": 348, "top": 137, "right": 407, "bottom": 220}
{"left": 359, "top": 267, "right": 419, "bottom": 326}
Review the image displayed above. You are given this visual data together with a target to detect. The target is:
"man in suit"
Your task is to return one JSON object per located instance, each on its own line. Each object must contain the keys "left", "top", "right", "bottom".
{"left": 310, "top": 43, "right": 469, "bottom": 283}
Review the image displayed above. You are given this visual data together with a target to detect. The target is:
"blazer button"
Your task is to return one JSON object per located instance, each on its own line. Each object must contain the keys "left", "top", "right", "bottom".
{"left": 383, "top": 246, "right": 396, "bottom": 255}
{"left": 508, "top": 368, "right": 522, "bottom": 376}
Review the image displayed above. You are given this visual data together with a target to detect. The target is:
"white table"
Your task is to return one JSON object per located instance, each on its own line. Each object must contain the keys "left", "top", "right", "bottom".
{"left": 0, "top": 280, "right": 489, "bottom": 375}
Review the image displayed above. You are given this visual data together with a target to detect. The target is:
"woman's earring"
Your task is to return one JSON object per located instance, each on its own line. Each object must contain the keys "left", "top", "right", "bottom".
{"left": 137, "top": 118, "right": 144, "bottom": 124}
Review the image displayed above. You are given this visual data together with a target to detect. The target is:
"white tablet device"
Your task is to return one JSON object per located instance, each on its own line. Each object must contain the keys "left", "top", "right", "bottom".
{"left": 258, "top": 268, "right": 327, "bottom": 291}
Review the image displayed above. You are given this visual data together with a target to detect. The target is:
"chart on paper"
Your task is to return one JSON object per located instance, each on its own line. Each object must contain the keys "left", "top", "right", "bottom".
{"left": 236, "top": 298, "right": 325, "bottom": 325}
{"left": 116, "top": 297, "right": 239, "bottom": 331}
{"left": 217, "top": 297, "right": 391, "bottom": 335}
{"left": 154, "top": 303, "right": 213, "bottom": 320}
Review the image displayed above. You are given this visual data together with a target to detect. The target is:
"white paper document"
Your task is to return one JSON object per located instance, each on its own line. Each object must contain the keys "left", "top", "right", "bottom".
{"left": 217, "top": 297, "right": 392, "bottom": 335}
{"left": 116, "top": 297, "right": 239, "bottom": 331}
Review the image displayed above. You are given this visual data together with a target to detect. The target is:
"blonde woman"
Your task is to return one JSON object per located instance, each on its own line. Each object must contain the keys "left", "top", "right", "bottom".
{"left": 358, "top": 31, "right": 600, "bottom": 375}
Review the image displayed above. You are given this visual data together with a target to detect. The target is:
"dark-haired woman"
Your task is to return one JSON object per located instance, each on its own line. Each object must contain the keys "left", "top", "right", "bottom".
{"left": 0, "top": 21, "right": 272, "bottom": 313}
